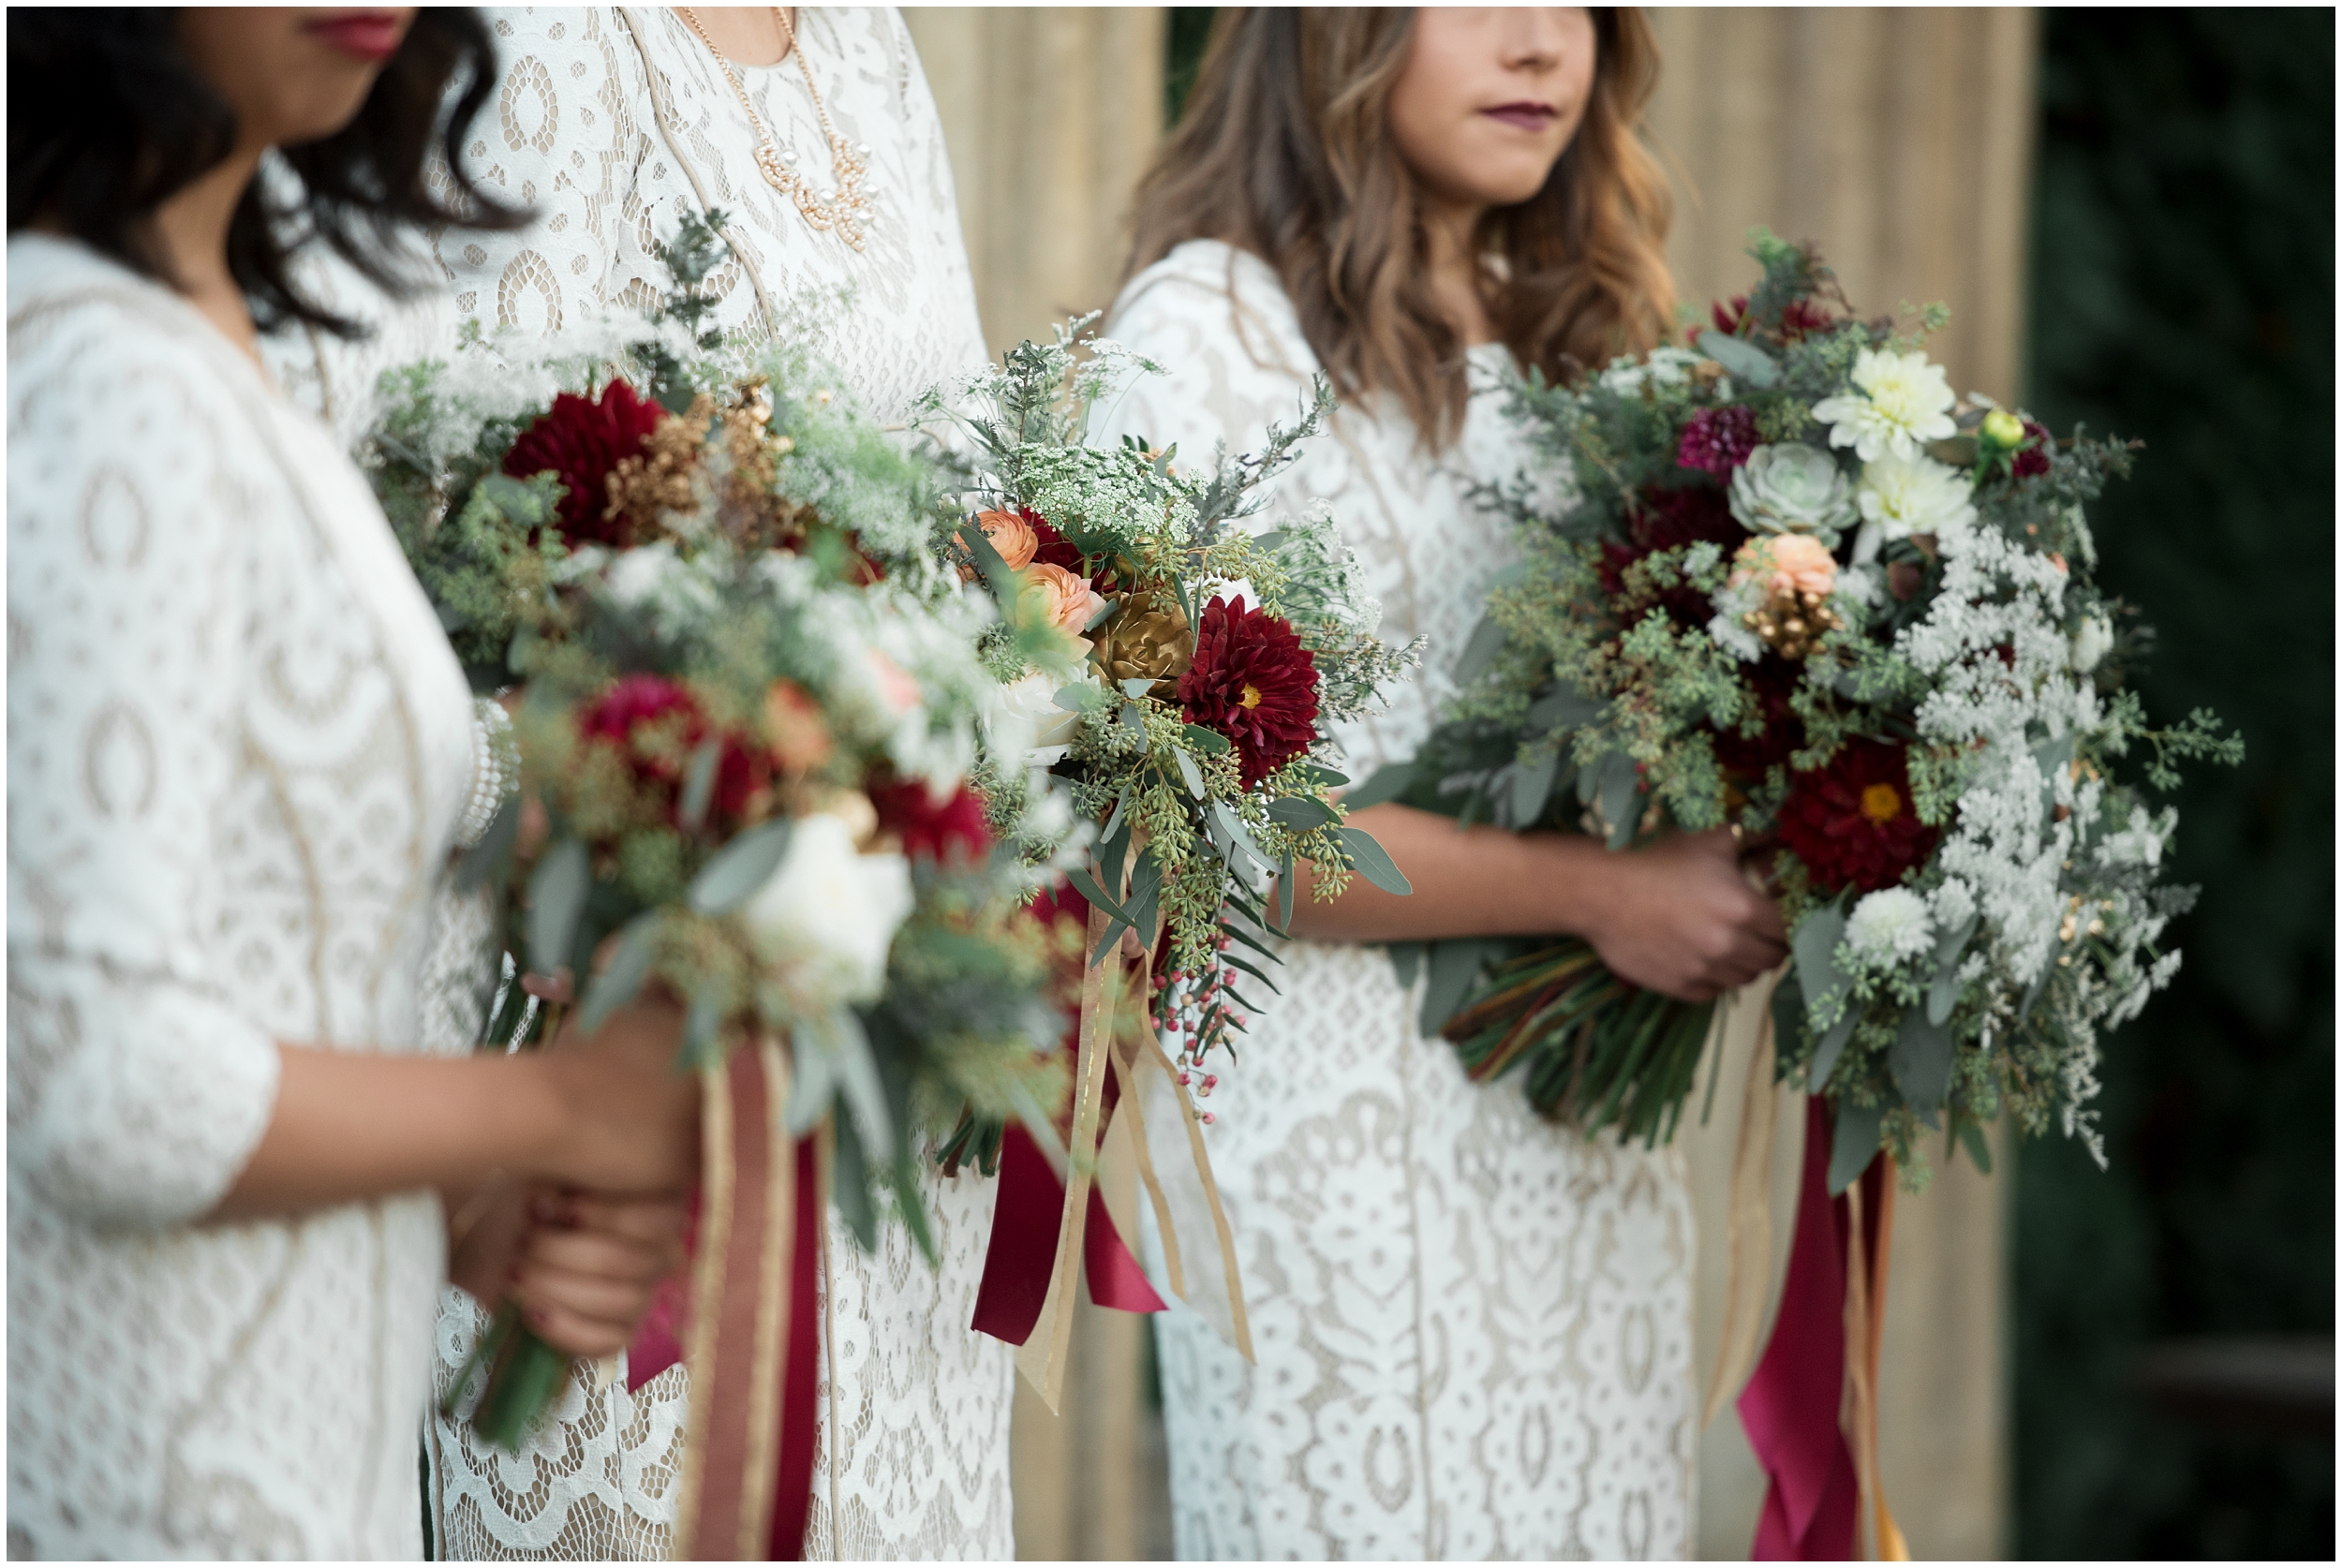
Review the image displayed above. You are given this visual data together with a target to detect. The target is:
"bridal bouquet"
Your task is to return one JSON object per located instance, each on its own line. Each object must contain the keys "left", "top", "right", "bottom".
{"left": 916, "top": 325, "right": 1416, "bottom": 1405}
{"left": 1376, "top": 232, "right": 2237, "bottom": 1176}
{"left": 363, "top": 224, "right": 1069, "bottom": 1469}
{"left": 938, "top": 324, "right": 1416, "bottom": 1082}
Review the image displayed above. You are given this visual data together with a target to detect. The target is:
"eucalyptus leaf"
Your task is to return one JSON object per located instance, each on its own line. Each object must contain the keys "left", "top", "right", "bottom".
{"left": 1212, "top": 802, "right": 1277, "bottom": 876}
{"left": 1120, "top": 677, "right": 1158, "bottom": 698}
{"left": 1525, "top": 684, "right": 1605, "bottom": 734}
{"left": 1174, "top": 748, "right": 1207, "bottom": 799}
{"left": 828, "top": 1112, "right": 878, "bottom": 1252}
{"left": 1508, "top": 749, "right": 1560, "bottom": 828}
{"left": 686, "top": 819, "right": 794, "bottom": 915}
{"left": 1809, "top": 1007, "right": 1860, "bottom": 1090}
{"left": 578, "top": 912, "right": 661, "bottom": 1036}
{"left": 1338, "top": 826, "right": 1413, "bottom": 895}
{"left": 1926, "top": 966, "right": 1961, "bottom": 1027}
{"left": 1696, "top": 329, "right": 1782, "bottom": 388}
{"left": 1827, "top": 1097, "right": 1884, "bottom": 1194}
{"left": 677, "top": 739, "right": 721, "bottom": 835}
{"left": 1792, "top": 901, "right": 1850, "bottom": 1028}
{"left": 1181, "top": 723, "right": 1232, "bottom": 755}
{"left": 1770, "top": 970, "right": 1806, "bottom": 1052}
{"left": 1342, "top": 761, "right": 1417, "bottom": 810}
{"left": 1299, "top": 764, "right": 1348, "bottom": 788}
{"left": 1452, "top": 615, "right": 1509, "bottom": 686}
{"left": 1421, "top": 938, "right": 1498, "bottom": 1033}
{"left": 962, "top": 515, "right": 1019, "bottom": 605}
{"left": 1052, "top": 684, "right": 1098, "bottom": 715}
{"left": 1889, "top": 1008, "right": 1954, "bottom": 1117}
{"left": 1275, "top": 847, "right": 1297, "bottom": 932}
{"left": 1119, "top": 703, "right": 1147, "bottom": 735}
{"left": 526, "top": 838, "right": 591, "bottom": 978}
{"left": 1387, "top": 939, "right": 1426, "bottom": 991}
{"left": 828, "top": 1013, "right": 894, "bottom": 1163}
{"left": 1267, "top": 795, "right": 1341, "bottom": 832}
{"left": 677, "top": 984, "right": 728, "bottom": 1072}
{"left": 1064, "top": 865, "right": 1130, "bottom": 922}
{"left": 1596, "top": 751, "right": 1639, "bottom": 850}
{"left": 1956, "top": 1118, "right": 1994, "bottom": 1175}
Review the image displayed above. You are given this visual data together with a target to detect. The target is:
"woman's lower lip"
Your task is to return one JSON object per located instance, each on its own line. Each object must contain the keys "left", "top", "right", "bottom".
{"left": 306, "top": 15, "right": 406, "bottom": 62}
{"left": 1482, "top": 108, "right": 1557, "bottom": 131}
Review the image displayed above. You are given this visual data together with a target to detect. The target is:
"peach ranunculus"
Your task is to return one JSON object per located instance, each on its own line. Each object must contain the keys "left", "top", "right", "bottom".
{"left": 1022, "top": 562, "right": 1109, "bottom": 648}
{"left": 1732, "top": 532, "right": 1839, "bottom": 599}
{"left": 965, "top": 509, "right": 1038, "bottom": 570}
{"left": 763, "top": 679, "right": 836, "bottom": 774}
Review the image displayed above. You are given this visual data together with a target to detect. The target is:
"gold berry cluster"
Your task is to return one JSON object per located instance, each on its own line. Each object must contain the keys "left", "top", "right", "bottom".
{"left": 1742, "top": 586, "right": 1843, "bottom": 661}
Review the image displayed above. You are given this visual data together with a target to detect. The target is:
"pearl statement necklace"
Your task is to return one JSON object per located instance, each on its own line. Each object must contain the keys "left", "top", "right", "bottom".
{"left": 676, "top": 7, "right": 873, "bottom": 251}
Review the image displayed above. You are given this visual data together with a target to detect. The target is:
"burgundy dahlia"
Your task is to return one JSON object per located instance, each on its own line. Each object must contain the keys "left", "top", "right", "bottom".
{"left": 1676, "top": 405, "right": 1759, "bottom": 477}
{"left": 1701, "top": 293, "right": 1839, "bottom": 346}
{"left": 1775, "top": 739, "right": 1938, "bottom": 895}
{"left": 1177, "top": 596, "right": 1320, "bottom": 789}
{"left": 2011, "top": 420, "right": 2053, "bottom": 480}
{"left": 869, "top": 777, "right": 994, "bottom": 865}
{"left": 577, "top": 673, "right": 769, "bottom": 831}
{"left": 503, "top": 380, "right": 663, "bottom": 546}
{"left": 1600, "top": 484, "right": 1743, "bottom": 630}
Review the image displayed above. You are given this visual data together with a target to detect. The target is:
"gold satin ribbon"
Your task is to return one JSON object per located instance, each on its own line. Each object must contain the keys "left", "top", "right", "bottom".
{"left": 1015, "top": 892, "right": 1254, "bottom": 1411}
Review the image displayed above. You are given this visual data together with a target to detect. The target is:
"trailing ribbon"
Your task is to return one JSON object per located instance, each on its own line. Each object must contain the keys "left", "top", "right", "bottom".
{"left": 659, "top": 1039, "right": 825, "bottom": 1561}
{"left": 1739, "top": 1098, "right": 1907, "bottom": 1561}
{"left": 1704, "top": 968, "right": 1786, "bottom": 1427}
{"left": 972, "top": 885, "right": 1253, "bottom": 1410}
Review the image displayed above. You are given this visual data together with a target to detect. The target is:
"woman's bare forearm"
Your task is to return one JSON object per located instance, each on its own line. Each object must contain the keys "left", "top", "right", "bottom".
{"left": 208, "top": 1047, "right": 567, "bottom": 1221}
{"left": 1283, "top": 803, "right": 1622, "bottom": 942}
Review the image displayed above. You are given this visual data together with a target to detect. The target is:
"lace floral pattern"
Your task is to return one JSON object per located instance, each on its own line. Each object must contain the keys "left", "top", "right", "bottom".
{"left": 394, "top": 9, "right": 1015, "bottom": 1559}
{"left": 1099, "top": 242, "right": 1699, "bottom": 1561}
{"left": 7, "top": 236, "right": 476, "bottom": 1559}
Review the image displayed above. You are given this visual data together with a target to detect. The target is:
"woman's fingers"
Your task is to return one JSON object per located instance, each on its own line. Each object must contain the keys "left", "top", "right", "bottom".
{"left": 520, "top": 1295, "right": 634, "bottom": 1360}
{"left": 514, "top": 1259, "right": 652, "bottom": 1327}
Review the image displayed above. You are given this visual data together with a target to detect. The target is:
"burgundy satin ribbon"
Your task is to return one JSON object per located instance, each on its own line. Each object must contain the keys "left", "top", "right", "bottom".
{"left": 970, "top": 1114, "right": 1167, "bottom": 1346}
{"left": 627, "top": 1142, "right": 822, "bottom": 1560}
{"left": 1740, "top": 1097, "right": 1888, "bottom": 1561}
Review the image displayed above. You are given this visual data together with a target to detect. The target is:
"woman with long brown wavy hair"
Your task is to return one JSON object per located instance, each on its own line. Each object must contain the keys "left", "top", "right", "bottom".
{"left": 1099, "top": 10, "right": 1785, "bottom": 1557}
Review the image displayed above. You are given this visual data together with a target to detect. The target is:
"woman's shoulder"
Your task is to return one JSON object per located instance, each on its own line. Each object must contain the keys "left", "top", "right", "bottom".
{"left": 1109, "top": 241, "right": 1315, "bottom": 368}
{"left": 7, "top": 238, "right": 254, "bottom": 416}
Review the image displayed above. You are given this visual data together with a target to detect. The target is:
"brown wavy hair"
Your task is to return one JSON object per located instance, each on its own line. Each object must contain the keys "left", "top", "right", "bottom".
{"left": 1122, "top": 7, "right": 1675, "bottom": 448}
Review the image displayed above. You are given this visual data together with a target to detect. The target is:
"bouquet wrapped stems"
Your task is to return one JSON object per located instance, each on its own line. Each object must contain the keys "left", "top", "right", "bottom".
{"left": 1442, "top": 941, "right": 1714, "bottom": 1146}
{"left": 443, "top": 1300, "right": 575, "bottom": 1451}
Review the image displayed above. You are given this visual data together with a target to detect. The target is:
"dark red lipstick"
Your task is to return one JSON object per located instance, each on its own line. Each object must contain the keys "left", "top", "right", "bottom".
{"left": 1481, "top": 101, "right": 1559, "bottom": 131}
{"left": 305, "top": 10, "right": 408, "bottom": 63}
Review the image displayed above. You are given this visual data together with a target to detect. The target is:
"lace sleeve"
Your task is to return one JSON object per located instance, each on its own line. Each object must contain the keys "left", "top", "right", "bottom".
{"left": 891, "top": 7, "right": 989, "bottom": 380}
{"left": 439, "top": 7, "right": 650, "bottom": 332}
{"left": 1099, "top": 242, "right": 1334, "bottom": 505}
{"left": 7, "top": 318, "right": 282, "bottom": 1230}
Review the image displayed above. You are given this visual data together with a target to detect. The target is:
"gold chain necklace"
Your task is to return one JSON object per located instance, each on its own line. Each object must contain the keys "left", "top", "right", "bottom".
{"left": 675, "top": 7, "right": 872, "bottom": 251}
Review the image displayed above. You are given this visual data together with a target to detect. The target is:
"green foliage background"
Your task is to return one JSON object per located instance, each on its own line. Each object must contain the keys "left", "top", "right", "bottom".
{"left": 2016, "top": 8, "right": 2334, "bottom": 1558}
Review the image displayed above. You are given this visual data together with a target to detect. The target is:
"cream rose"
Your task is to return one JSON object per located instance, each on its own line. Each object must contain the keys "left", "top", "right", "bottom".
{"left": 740, "top": 811, "right": 914, "bottom": 1020}
{"left": 1732, "top": 533, "right": 1839, "bottom": 599}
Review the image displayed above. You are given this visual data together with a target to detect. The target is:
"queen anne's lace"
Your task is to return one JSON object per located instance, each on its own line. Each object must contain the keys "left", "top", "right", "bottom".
{"left": 1098, "top": 241, "right": 1697, "bottom": 1561}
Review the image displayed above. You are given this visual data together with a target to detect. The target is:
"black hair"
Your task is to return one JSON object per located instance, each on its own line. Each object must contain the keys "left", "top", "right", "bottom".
{"left": 7, "top": 7, "right": 527, "bottom": 336}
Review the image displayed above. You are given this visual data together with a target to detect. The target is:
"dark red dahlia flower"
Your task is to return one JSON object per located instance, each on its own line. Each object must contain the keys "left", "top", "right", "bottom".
{"left": 504, "top": 380, "right": 663, "bottom": 546}
{"left": 1676, "top": 406, "right": 1758, "bottom": 477}
{"left": 577, "top": 673, "right": 769, "bottom": 830}
{"left": 1177, "top": 596, "right": 1320, "bottom": 790}
{"left": 1776, "top": 739, "right": 1938, "bottom": 895}
{"left": 1599, "top": 484, "right": 1742, "bottom": 630}
{"left": 1020, "top": 509, "right": 1088, "bottom": 575}
{"left": 1700, "top": 294, "right": 1838, "bottom": 346}
{"left": 1710, "top": 653, "right": 1807, "bottom": 777}
{"left": 869, "top": 776, "right": 994, "bottom": 865}
{"left": 2011, "top": 419, "right": 2053, "bottom": 480}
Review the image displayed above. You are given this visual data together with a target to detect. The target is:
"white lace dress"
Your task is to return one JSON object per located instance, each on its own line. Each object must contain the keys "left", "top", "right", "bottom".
{"left": 1097, "top": 240, "right": 1699, "bottom": 1561}
{"left": 392, "top": 8, "right": 1011, "bottom": 1560}
{"left": 6, "top": 235, "right": 478, "bottom": 1558}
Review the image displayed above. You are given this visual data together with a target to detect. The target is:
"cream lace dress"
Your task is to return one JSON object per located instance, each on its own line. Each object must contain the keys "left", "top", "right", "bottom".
{"left": 7, "top": 235, "right": 478, "bottom": 1558}
{"left": 1097, "top": 240, "right": 1699, "bottom": 1560}
{"left": 359, "top": 7, "right": 1010, "bottom": 1560}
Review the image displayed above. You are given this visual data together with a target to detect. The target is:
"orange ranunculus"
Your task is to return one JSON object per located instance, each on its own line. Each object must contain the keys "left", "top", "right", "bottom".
{"left": 763, "top": 679, "right": 835, "bottom": 774}
{"left": 1023, "top": 562, "right": 1108, "bottom": 645}
{"left": 965, "top": 509, "right": 1038, "bottom": 570}
{"left": 1732, "top": 533, "right": 1838, "bottom": 599}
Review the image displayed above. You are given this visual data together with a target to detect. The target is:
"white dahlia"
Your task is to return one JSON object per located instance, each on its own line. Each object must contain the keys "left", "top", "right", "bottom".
{"left": 1845, "top": 886, "right": 1936, "bottom": 969}
{"left": 1813, "top": 347, "right": 1958, "bottom": 463}
{"left": 1852, "top": 451, "right": 1979, "bottom": 562}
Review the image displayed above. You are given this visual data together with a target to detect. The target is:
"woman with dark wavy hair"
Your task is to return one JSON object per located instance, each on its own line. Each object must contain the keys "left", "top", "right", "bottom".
{"left": 1099, "top": 10, "right": 1784, "bottom": 1557}
{"left": 7, "top": 11, "right": 699, "bottom": 1556}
